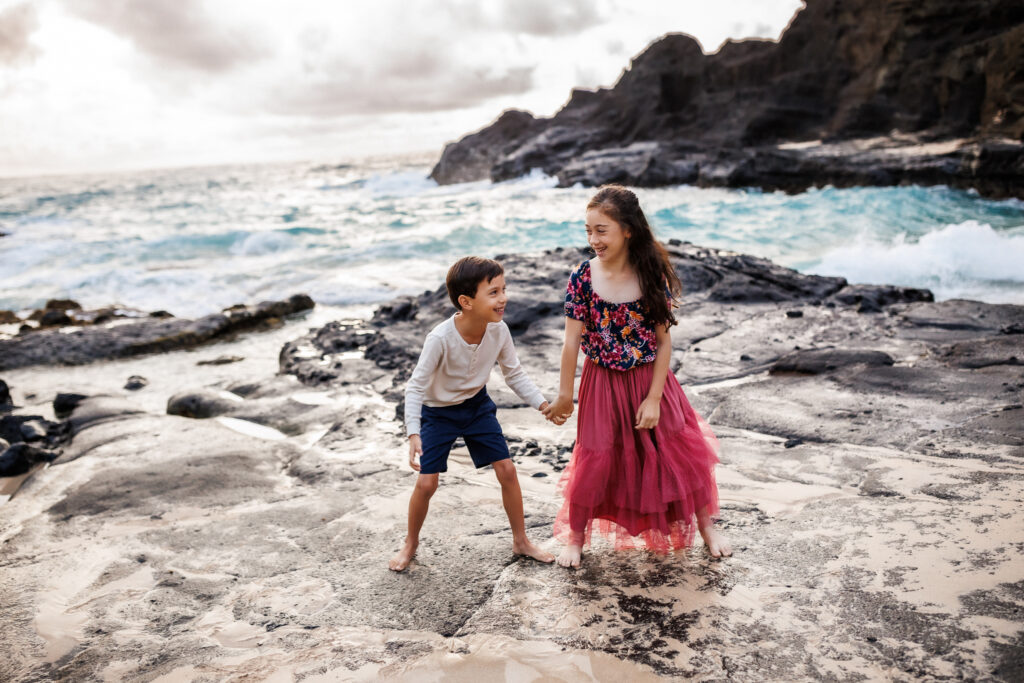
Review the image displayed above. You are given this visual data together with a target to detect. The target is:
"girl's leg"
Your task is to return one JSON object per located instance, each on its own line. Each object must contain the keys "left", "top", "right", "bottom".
{"left": 697, "top": 505, "right": 732, "bottom": 558}
{"left": 557, "top": 505, "right": 586, "bottom": 569}
{"left": 389, "top": 473, "right": 439, "bottom": 571}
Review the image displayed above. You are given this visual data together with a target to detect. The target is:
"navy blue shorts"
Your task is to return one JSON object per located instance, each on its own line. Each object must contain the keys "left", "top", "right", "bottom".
{"left": 419, "top": 388, "right": 510, "bottom": 475}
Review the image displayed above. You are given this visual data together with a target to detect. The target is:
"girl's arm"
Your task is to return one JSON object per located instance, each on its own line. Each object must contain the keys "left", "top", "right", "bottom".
{"left": 546, "top": 317, "right": 584, "bottom": 421}
{"left": 635, "top": 323, "right": 672, "bottom": 429}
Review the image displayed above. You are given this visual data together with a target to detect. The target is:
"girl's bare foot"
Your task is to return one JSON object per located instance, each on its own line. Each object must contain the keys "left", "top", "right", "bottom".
{"left": 699, "top": 525, "right": 732, "bottom": 558}
{"left": 556, "top": 544, "right": 583, "bottom": 569}
{"left": 512, "top": 539, "right": 555, "bottom": 563}
{"left": 388, "top": 539, "right": 418, "bottom": 571}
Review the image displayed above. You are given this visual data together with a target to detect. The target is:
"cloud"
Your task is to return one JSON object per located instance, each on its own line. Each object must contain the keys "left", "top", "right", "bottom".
{"left": 64, "top": 0, "right": 269, "bottom": 73}
{"left": 257, "top": 2, "right": 542, "bottom": 117}
{"left": 446, "top": 0, "right": 607, "bottom": 37}
{"left": 270, "top": 59, "right": 534, "bottom": 117}
{"left": 0, "top": 2, "right": 40, "bottom": 66}
{"left": 495, "top": 0, "right": 607, "bottom": 36}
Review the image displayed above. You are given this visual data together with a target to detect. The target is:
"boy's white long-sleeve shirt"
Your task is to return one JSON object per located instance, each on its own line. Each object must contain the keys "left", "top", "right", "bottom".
{"left": 404, "top": 315, "right": 546, "bottom": 436}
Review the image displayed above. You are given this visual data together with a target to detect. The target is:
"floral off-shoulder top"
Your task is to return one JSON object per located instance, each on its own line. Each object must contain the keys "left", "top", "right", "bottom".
{"left": 564, "top": 260, "right": 667, "bottom": 371}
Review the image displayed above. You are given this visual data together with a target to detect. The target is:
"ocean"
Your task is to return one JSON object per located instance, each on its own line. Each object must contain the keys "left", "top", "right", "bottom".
{"left": 2, "top": 154, "right": 1023, "bottom": 319}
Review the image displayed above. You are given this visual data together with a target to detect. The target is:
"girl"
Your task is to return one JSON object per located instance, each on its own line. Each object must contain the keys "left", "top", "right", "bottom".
{"left": 545, "top": 185, "right": 731, "bottom": 568}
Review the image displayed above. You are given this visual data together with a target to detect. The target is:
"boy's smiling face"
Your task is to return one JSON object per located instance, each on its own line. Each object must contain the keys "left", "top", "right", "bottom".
{"left": 460, "top": 274, "right": 507, "bottom": 323}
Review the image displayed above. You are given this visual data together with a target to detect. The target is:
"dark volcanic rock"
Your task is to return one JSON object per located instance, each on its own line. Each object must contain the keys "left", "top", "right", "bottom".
{"left": 124, "top": 375, "right": 148, "bottom": 390}
{"left": 771, "top": 349, "right": 896, "bottom": 375}
{"left": 0, "top": 293, "right": 315, "bottom": 371}
{"left": 39, "top": 309, "right": 73, "bottom": 327}
{"left": 43, "top": 299, "right": 81, "bottom": 312}
{"left": 0, "top": 414, "right": 70, "bottom": 450}
{"left": 0, "top": 379, "right": 10, "bottom": 407}
{"left": 431, "top": 0, "right": 1024, "bottom": 197}
{"left": 166, "top": 390, "right": 239, "bottom": 419}
{"left": 196, "top": 355, "right": 244, "bottom": 366}
{"left": 940, "top": 337, "right": 1023, "bottom": 369}
{"left": 19, "top": 420, "right": 48, "bottom": 441}
{"left": 54, "top": 392, "right": 89, "bottom": 419}
{"left": 429, "top": 109, "right": 546, "bottom": 185}
{"left": 829, "top": 284, "right": 934, "bottom": 313}
{"left": 284, "top": 244, "right": 1023, "bottom": 460}
{"left": 282, "top": 243, "right": 853, "bottom": 390}
{"left": 0, "top": 443, "right": 59, "bottom": 477}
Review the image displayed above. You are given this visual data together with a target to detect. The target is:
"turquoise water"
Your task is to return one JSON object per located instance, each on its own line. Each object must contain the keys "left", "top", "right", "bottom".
{"left": 1, "top": 156, "right": 1022, "bottom": 318}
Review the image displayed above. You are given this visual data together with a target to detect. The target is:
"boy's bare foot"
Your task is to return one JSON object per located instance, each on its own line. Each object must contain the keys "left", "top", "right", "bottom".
{"left": 512, "top": 539, "right": 555, "bottom": 563}
{"left": 388, "top": 539, "right": 418, "bottom": 571}
{"left": 699, "top": 525, "right": 732, "bottom": 558}
{"left": 556, "top": 544, "right": 583, "bottom": 569}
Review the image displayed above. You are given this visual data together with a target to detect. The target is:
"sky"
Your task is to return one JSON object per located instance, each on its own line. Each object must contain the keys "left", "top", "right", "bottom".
{"left": 0, "top": 0, "right": 804, "bottom": 177}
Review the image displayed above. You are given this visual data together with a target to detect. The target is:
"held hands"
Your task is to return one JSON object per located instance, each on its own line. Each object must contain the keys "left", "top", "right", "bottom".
{"left": 542, "top": 395, "right": 574, "bottom": 425}
{"left": 635, "top": 396, "right": 661, "bottom": 430}
{"left": 408, "top": 434, "right": 422, "bottom": 471}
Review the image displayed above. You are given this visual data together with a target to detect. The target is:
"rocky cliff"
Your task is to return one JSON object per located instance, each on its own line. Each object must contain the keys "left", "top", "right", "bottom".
{"left": 431, "top": 0, "right": 1024, "bottom": 197}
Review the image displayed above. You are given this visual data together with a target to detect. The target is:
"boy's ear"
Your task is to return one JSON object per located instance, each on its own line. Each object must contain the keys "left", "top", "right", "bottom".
{"left": 457, "top": 293, "right": 472, "bottom": 310}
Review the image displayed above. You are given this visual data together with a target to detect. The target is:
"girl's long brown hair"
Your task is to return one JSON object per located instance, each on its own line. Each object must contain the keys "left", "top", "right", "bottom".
{"left": 587, "top": 184, "right": 681, "bottom": 327}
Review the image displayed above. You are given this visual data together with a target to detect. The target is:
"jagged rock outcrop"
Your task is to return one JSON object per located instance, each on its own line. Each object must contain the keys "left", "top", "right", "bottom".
{"left": 431, "top": 0, "right": 1024, "bottom": 197}
{"left": 0, "top": 294, "right": 315, "bottom": 370}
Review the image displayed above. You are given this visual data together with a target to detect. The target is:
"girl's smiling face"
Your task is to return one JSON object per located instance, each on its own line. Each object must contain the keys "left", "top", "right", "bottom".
{"left": 586, "top": 208, "right": 630, "bottom": 261}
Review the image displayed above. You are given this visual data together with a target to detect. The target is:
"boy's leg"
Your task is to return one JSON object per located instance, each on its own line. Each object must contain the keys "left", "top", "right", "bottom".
{"left": 389, "top": 473, "right": 438, "bottom": 571}
{"left": 391, "top": 402, "right": 457, "bottom": 571}
{"left": 463, "top": 390, "right": 552, "bottom": 563}
{"left": 492, "top": 460, "right": 554, "bottom": 563}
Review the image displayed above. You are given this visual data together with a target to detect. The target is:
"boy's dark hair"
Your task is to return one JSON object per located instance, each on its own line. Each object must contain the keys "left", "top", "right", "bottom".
{"left": 446, "top": 256, "right": 504, "bottom": 310}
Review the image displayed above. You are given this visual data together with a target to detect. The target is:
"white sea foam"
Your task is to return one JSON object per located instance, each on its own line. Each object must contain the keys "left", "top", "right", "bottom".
{"left": 230, "top": 230, "right": 295, "bottom": 256}
{"left": 810, "top": 221, "right": 1024, "bottom": 303}
{"left": 362, "top": 170, "right": 438, "bottom": 198}
{"left": 2, "top": 160, "right": 1022, "bottom": 314}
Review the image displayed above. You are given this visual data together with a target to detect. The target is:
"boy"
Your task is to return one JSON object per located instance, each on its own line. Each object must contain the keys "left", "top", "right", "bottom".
{"left": 388, "top": 256, "right": 556, "bottom": 571}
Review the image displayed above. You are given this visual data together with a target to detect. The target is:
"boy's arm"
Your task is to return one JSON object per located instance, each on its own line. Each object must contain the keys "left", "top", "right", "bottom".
{"left": 496, "top": 327, "right": 546, "bottom": 409}
{"left": 404, "top": 335, "right": 443, "bottom": 437}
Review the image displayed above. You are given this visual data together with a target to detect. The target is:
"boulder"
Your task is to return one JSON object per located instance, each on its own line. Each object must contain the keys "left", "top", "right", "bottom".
{"left": 0, "top": 443, "right": 59, "bottom": 477}
{"left": 167, "top": 390, "right": 240, "bottom": 419}
{"left": 124, "top": 375, "right": 148, "bottom": 390}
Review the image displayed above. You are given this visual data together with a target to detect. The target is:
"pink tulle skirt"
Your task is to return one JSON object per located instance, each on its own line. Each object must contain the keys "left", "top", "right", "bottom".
{"left": 554, "top": 359, "right": 721, "bottom": 554}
